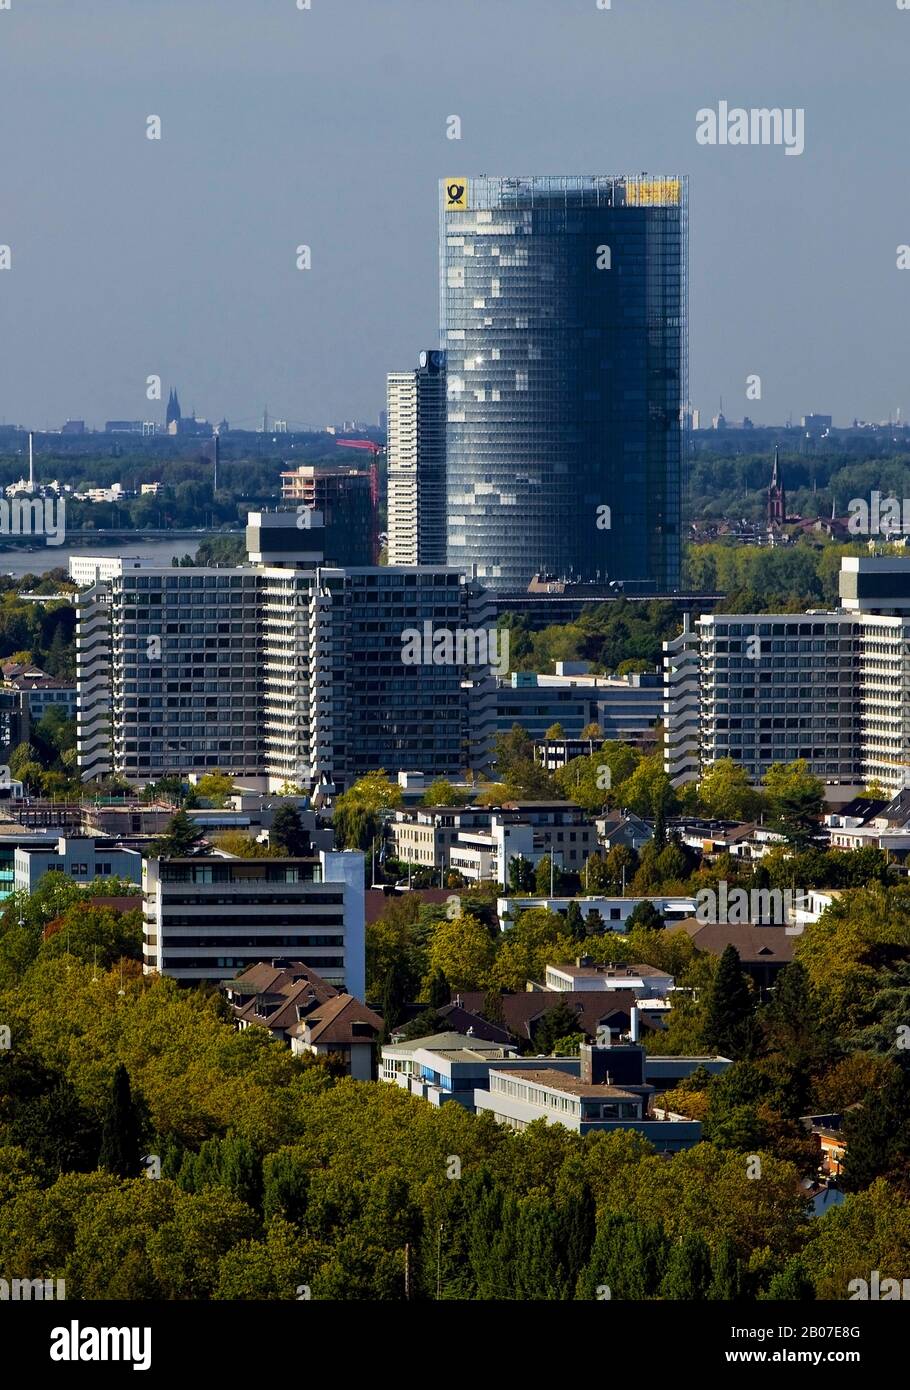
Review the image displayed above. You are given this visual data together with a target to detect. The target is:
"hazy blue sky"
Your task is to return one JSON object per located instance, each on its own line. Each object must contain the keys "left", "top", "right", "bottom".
{"left": 0, "top": 0, "right": 906, "bottom": 430}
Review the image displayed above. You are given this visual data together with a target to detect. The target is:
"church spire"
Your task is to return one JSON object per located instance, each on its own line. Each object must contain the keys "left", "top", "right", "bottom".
{"left": 768, "top": 447, "right": 786, "bottom": 527}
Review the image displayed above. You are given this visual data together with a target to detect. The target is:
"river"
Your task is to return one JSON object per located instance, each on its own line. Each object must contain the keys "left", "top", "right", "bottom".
{"left": 0, "top": 534, "right": 228, "bottom": 580}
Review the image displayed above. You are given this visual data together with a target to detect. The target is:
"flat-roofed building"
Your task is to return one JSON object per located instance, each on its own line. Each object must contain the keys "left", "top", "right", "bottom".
{"left": 143, "top": 848, "right": 365, "bottom": 994}
{"left": 474, "top": 1042, "right": 701, "bottom": 1149}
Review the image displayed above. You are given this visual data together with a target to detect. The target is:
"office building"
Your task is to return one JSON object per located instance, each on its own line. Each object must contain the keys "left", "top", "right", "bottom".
{"left": 14, "top": 836, "right": 141, "bottom": 894}
{"left": 497, "top": 667, "right": 663, "bottom": 742}
{"left": 441, "top": 174, "right": 687, "bottom": 590}
{"left": 278, "top": 466, "right": 375, "bottom": 565}
{"left": 474, "top": 1042, "right": 702, "bottom": 1149}
{"left": 664, "top": 555, "right": 910, "bottom": 796}
{"left": 69, "top": 555, "right": 147, "bottom": 587}
{"left": 143, "top": 847, "right": 366, "bottom": 993}
{"left": 386, "top": 351, "right": 447, "bottom": 565}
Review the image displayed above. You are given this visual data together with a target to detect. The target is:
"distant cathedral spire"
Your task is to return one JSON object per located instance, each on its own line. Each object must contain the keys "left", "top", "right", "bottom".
{"left": 166, "top": 388, "right": 182, "bottom": 427}
{"left": 768, "top": 446, "right": 786, "bottom": 527}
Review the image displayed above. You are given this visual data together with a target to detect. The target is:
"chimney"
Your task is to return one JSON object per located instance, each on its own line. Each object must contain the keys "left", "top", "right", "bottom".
{"left": 28, "top": 432, "right": 34, "bottom": 491}
{"left": 630, "top": 1005, "right": 640, "bottom": 1043}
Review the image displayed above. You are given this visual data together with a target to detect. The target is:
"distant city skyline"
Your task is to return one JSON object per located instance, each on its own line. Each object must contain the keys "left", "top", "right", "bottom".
{"left": 0, "top": 1, "right": 906, "bottom": 427}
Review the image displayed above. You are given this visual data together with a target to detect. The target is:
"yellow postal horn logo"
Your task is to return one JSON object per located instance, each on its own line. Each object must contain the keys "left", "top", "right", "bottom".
{"left": 444, "top": 179, "right": 468, "bottom": 209}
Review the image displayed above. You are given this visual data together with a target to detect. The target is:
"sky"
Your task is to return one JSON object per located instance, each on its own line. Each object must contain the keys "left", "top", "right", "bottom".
{"left": 0, "top": 0, "right": 907, "bottom": 431}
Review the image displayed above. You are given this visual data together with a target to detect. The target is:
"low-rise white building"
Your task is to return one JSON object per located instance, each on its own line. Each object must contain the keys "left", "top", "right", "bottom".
{"left": 543, "top": 960, "right": 674, "bottom": 998}
{"left": 496, "top": 894, "right": 697, "bottom": 933}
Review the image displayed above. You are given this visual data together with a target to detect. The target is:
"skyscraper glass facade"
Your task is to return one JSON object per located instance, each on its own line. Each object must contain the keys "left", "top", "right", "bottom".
{"left": 440, "top": 174, "right": 688, "bottom": 591}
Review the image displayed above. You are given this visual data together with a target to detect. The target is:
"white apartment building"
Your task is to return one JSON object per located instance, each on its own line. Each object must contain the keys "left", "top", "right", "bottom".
{"left": 76, "top": 565, "right": 262, "bottom": 783}
{"left": 74, "top": 516, "right": 495, "bottom": 790}
{"left": 386, "top": 351, "right": 447, "bottom": 566}
{"left": 663, "top": 556, "right": 910, "bottom": 797}
{"left": 143, "top": 847, "right": 365, "bottom": 993}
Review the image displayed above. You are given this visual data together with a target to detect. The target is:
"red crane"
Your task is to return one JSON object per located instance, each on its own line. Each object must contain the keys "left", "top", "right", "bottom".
{"left": 335, "top": 437, "right": 383, "bottom": 506}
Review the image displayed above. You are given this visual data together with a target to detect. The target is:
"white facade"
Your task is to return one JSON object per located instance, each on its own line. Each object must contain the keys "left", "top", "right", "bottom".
{"left": 142, "top": 847, "right": 366, "bottom": 993}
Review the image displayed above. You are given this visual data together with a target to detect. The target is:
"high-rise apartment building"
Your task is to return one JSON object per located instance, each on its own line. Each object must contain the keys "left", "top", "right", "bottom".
{"left": 664, "top": 556, "right": 910, "bottom": 797}
{"left": 440, "top": 174, "right": 688, "bottom": 590}
{"left": 75, "top": 516, "right": 496, "bottom": 791}
{"left": 386, "top": 350, "right": 447, "bottom": 565}
{"left": 75, "top": 560, "right": 262, "bottom": 784}
{"left": 249, "top": 511, "right": 494, "bottom": 791}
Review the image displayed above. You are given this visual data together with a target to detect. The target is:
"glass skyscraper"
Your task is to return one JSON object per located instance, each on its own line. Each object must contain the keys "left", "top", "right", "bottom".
{"left": 440, "top": 174, "right": 688, "bottom": 591}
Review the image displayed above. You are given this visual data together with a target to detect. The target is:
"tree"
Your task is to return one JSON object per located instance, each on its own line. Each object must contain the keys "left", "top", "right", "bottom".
{"left": 625, "top": 901, "right": 663, "bottom": 933}
{"left": 331, "top": 801, "right": 379, "bottom": 852}
{"left": 578, "top": 1212, "right": 666, "bottom": 1300}
{"left": 491, "top": 907, "right": 575, "bottom": 991}
{"left": 98, "top": 1064, "right": 143, "bottom": 1179}
{"left": 150, "top": 810, "right": 206, "bottom": 858}
{"left": 604, "top": 844, "right": 638, "bottom": 892}
{"left": 380, "top": 959, "right": 410, "bottom": 1039}
{"left": 564, "top": 901, "right": 586, "bottom": 943}
{"left": 698, "top": 759, "right": 763, "bottom": 821}
{"left": 535, "top": 1000, "right": 584, "bottom": 1054}
{"left": 426, "top": 913, "right": 496, "bottom": 992}
{"left": 760, "top": 1259, "right": 815, "bottom": 1301}
{"left": 583, "top": 852, "right": 611, "bottom": 893}
{"left": 842, "top": 1066, "right": 910, "bottom": 1194}
{"left": 660, "top": 1233, "right": 713, "bottom": 1299}
{"left": 397, "top": 1009, "right": 448, "bottom": 1042}
{"left": 617, "top": 754, "right": 677, "bottom": 820}
{"left": 426, "top": 968, "right": 451, "bottom": 1009}
{"left": 421, "top": 779, "right": 463, "bottom": 807}
{"left": 703, "top": 946, "right": 756, "bottom": 1058}
{"left": 194, "top": 773, "right": 236, "bottom": 808}
{"left": 707, "top": 1236, "right": 745, "bottom": 1300}
{"left": 761, "top": 961, "right": 827, "bottom": 1072}
{"left": 584, "top": 909, "right": 606, "bottom": 937}
{"left": 508, "top": 854, "right": 536, "bottom": 893}
{"left": 763, "top": 760, "right": 824, "bottom": 850}
{"left": 535, "top": 854, "right": 567, "bottom": 897}
{"left": 270, "top": 805, "right": 310, "bottom": 857}
{"left": 544, "top": 722, "right": 566, "bottom": 740}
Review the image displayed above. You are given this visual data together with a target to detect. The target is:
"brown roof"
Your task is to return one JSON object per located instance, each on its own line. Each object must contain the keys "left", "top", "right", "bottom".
{"left": 223, "top": 962, "right": 339, "bottom": 1033}
{"left": 675, "top": 920, "right": 796, "bottom": 964}
{"left": 502, "top": 1068, "right": 643, "bottom": 1100}
{"left": 300, "top": 994, "right": 383, "bottom": 1045}
{"left": 365, "top": 887, "right": 452, "bottom": 924}
{"left": 548, "top": 962, "right": 668, "bottom": 980}
{"left": 456, "top": 989, "right": 645, "bottom": 1042}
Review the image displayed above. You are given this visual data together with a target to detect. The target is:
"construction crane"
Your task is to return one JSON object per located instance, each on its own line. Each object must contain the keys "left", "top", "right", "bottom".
{"left": 335, "top": 437, "right": 383, "bottom": 508}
